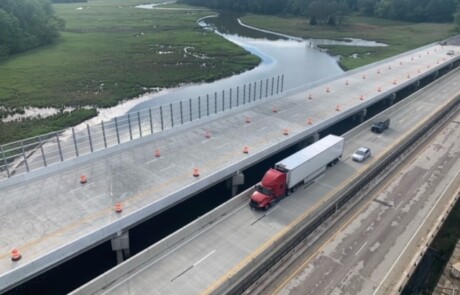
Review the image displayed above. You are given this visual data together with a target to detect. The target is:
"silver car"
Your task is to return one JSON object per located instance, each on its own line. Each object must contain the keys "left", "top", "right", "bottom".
{"left": 352, "top": 147, "right": 371, "bottom": 162}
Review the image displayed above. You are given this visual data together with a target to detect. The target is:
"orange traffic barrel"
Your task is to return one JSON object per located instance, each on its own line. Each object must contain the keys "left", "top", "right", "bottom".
{"left": 11, "top": 249, "right": 21, "bottom": 261}
{"left": 115, "top": 203, "right": 123, "bottom": 213}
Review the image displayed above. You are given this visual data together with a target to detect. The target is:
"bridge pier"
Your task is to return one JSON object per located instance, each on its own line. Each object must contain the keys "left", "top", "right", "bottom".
{"left": 111, "top": 230, "right": 130, "bottom": 264}
{"left": 412, "top": 80, "right": 421, "bottom": 91}
{"left": 307, "top": 132, "right": 320, "bottom": 144}
{"left": 354, "top": 108, "right": 367, "bottom": 123}
{"left": 228, "top": 171, "right": 245, "bottom": 196}
{"left": 387, "top": 93, "right": 396, "bottom": 106}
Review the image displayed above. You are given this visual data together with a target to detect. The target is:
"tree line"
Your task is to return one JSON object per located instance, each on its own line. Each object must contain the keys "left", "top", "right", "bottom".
{"left": 179, "top": 0, "right": 460, "bottom": 24}
{"left": 0, "top": 0, "right": 64, "bottom": 59}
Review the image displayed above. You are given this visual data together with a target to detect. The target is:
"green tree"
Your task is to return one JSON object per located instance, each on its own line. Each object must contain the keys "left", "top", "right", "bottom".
{"left": 0, "top": 0, "right": 64, "bottom": 58}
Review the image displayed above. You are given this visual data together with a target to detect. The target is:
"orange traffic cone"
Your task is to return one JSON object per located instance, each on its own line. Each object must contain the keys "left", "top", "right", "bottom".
{"left": 80, "top": 175, "right": 87, "bottom": 184}
{"left": 283, "top": 128, "right": 289, "bottom": 135}
{"left": 115, "top": 203, "right": 123, "bottom": 213}
{"left": 243, "top": 146, "right": 249, "bottom": 154}
{"left": 155, "top": 149, "right": 161, "bottom": 157}
{"left": 307, "top": 117, "right": 313, "bottom": 125}
{"left": 336, "top": 105, "right": 341, "bottom": 111}
{"left": 11, "top": 249, "right": 21, "bottom": 261}
{"left": 193, "top": 168, "right": 200, "bottom": 177}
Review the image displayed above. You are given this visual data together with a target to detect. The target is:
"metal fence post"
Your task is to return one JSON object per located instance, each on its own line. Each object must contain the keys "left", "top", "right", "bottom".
{"left": 222, "top": 90, "right": 225, "bottom": 111}
{"left": 87, "top": 124, "right": 94, "bottom": 152}
{"left": 207, "top": 94, "right": 210, "bottom": 116}
{"left": 101, "top": 120, "right": 107, "bottom": 148}
{"left": 198, "top": 96, "right": 201, "bottom": 119}
{"left": 72, "top": 127, "right": 79, "bottom": 157}
{"left": 137, "top": 111, "right": 142, "bottom": 138}
{"left": 266, "top": 78, "right": 269, "bottom": 97}
{"left": 180, "top": 101, "right": 184, "bottom": 124}
{"left": 243, "top": 85, "right": 246, "bottom": 104}
{"left": 230, "top": 88, "right": 232, "bottom": 109}
{"left": 189, "top": 98, "right": 192, "bottom": 122}
{"left": 271, "top": 77, "right": 275, "bottom": 96}
{"left": 276, "top": 76, "right": 280, "bottom": 94}
{"left": 38, "top": 135, "right": 47, "bottom": 167}
{"left": 20, "top": 141, "right": 30, "bottom": 172}
{"left": 237, "top": 86, "right": 239, "bottom": 106}
{"left": 214, "top": 92, "right": 217, "bottom": 114}
{"left": 248, "top": 83, "right": 252, "bottom": 103}
{"left": 160, "top": 106, "right": 164, "bottom": 130}
{"left": 56, "top": 132, "right": 63, "bottom": 161}
{"left": 149, "top": 108, "right": 154, "bottom": 134}
{"left": 260, "top": 80, "right": 263, "bottom": 99}
{"left": 1, "top": 145, "right": 11, "bottom": 177}
{"left": 128, "top": 113, "right": 133, "bottom": 140}
{"left": 253, "top": 82, "right": 256, "bottom": 100}
{"left": 170, "top": 103, "right": 174, "bottom": 127}
{"left": 115, "top": 117, "right": 120, "bottom": 144}
{"left": 281, "top": 74, "right": 284, "bottom": 92}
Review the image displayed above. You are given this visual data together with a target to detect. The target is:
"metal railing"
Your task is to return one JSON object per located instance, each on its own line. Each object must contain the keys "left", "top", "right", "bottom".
{"left": 0, "top": 75, "right": 284, "bottom": 180}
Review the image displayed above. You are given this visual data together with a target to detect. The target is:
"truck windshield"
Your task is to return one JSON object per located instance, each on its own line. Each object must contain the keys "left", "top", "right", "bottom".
{"left": 255, "top": 184, "right": 273, "bottom": 196}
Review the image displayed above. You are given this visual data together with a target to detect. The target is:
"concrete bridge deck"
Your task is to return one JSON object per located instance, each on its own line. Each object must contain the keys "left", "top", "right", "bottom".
{"left": 71, "top": 64, "right": 460, "bottom": 295}
{"left": 0, "top": 42, "right": 459, "bottom": 292}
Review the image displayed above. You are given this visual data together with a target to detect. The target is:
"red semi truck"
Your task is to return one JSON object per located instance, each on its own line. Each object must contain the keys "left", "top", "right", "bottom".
{"left": 250, "top": 135, "right": 345, "bottom": 210}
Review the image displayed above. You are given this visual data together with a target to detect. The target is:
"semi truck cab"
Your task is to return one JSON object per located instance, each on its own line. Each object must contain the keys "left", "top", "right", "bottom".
{"left": 250, "top": 168, "right": 287, "bottom": 210}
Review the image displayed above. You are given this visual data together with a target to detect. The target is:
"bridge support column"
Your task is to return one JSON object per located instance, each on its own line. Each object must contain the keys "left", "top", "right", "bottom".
{"left": 387, "top": 93, "right": 396, "bottom": 106}
{"left": 354, "top": 108, "right": 367, "bottom": 123}
{"left": 308, "top": 132, "right": 320, "bottom": 144}
{"left": 412, "top": 80, "right": 421, "bottom": 91}
{"left": 111, "top": 230, "right": 130, "bottom": 264}
{"left": 230, "top": 171, "right": 245, "bottom": 196}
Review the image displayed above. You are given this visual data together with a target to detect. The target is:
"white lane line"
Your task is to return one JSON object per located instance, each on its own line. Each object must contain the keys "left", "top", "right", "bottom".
{"left": 83, "top": 194, "right": 107, "bottom": 205}
{"left": 265, "top": 205, "right": 280, "bottom": 216}
{"left": 160, "top": 164, "right": 175, "bottom": 172}
{"left": 258, "top": 127, "right": 267, "bottom": 132}
{"left": 216, "top": 143, "right": 229, "bottom": 149}
{"left": 373, "top": 169, "right": 460, "bottom": 295}
{"left": 146, "top": 158, "right": 158, "bottom": 164}
{"left": 399, "top": 119, "right": 405, "bottom": 124}
{"left": 355, "top": 241, "right": 368, "bottom": 256}
{"left": 194, "top": 250, "right": 216, "bottom": 267}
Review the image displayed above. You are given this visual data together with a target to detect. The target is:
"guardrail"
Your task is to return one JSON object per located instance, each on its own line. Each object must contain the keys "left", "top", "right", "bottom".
{"left": 0, "top": 75, "right": 284, "bottom": 180}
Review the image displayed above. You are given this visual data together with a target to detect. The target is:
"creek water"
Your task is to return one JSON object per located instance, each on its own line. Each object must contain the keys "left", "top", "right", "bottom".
{"left": 128, "top": 10, "right": 347, "bottom": 113}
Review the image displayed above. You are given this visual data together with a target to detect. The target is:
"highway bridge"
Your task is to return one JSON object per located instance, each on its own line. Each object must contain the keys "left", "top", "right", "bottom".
{"left": 0, "top": 40, "right": 460, "bottom": 293}
{"left": 70, "top": 66, "right": 460, "bottom": 295}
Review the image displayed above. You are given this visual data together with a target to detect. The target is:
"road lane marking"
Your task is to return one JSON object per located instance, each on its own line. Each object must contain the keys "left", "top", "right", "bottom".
{"left": 265, "top": 205, "right": 280, "bottom": 216}
{"left": 170, "top": 250, "right": 216, "bottom": 282}
{"left": 372, "top": 168, "right": 460, "bottom": 295}
{"left": 194, "top": 250, "right": 216, "bottom": 267}
{"left": 160, "top": 164, "right": 176, "bottom": 172}
{"left": 355, "top": 241, "right": 368, "bottom": 256}
{"left": 146, "top": 158, "right": 159, "bottom": 164}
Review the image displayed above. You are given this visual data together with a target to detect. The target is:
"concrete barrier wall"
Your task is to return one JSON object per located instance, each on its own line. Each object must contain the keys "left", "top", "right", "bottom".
{"left": 209, "top": 92, "right": 460, "bottom": 295}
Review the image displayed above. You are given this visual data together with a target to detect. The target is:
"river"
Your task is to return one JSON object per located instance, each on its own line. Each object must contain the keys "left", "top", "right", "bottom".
{"left": 127, "top": 10, "right": 347, "bottom": 113}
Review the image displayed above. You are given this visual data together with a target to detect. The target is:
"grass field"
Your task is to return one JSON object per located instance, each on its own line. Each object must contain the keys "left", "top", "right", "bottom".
{"left": 241, "top": 15, "right": 456, "bottom": 70}
{"left": 0, "top": 0, "right": 259, "bottom": 109}
{"left": 0, "top": 0, "right": 260, "bottom": 143}
{"left": 0, "top": 2, "right": 457, "bottom": 144}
